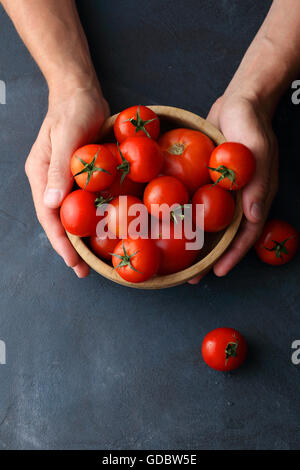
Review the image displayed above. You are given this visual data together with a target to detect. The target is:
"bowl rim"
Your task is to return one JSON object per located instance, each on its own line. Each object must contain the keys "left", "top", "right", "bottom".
{"left": 66, "top": 105, "right": 243, "bottom": 289}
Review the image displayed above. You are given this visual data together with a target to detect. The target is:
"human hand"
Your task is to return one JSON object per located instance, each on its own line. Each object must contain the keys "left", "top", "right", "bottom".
{"left": 189, "top": 92, "right": 278, "bottom": 284}
{"left": 25, "top": 85, "right": 109, "bottom": 277}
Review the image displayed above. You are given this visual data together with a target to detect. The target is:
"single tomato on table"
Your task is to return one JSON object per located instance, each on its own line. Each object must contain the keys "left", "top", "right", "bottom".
{"left": 202, "top": 327, "right": 247, "bottom": 372}
{"left": 71, "top": 144, "right": 117, "bottom": 191}
{"left": 255, "top": 219, "right": 299, "bottom": 266}
{"left": 112, "top": 238, "right": 161, "bottom": 283}
{"left": 159, "top": 128, "right": 215, "bottom": 194}
{"left": 118, "top": 137, "right": 163, "bottom": 183}
{"left": 114, "top": 105, "right": 160, "bottom": 143}
{"left": 192, "top": 184, "right": 235, "bottom": 232}
{"left": 143, "top": 176, "right": 189, "bottom": 219}
{"left": 208, "top": 142, "right": 255, "bottom": 190}
{"left": 60, "top": 190, "right": 99, "bottom": 237}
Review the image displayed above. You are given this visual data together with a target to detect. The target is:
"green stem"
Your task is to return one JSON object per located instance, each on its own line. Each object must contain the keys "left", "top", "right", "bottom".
{"left": 264, "top": 238, "right": 291, "bottom": 258}
{"left": 207, "top": 165, "right": 237, "bottom": 189}
{"left": 123, "top": 104, "right": 157, "bottom": 138}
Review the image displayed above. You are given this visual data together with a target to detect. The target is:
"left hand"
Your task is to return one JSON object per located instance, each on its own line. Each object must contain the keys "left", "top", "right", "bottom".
{"left": 189, "top": 92, "right": 278, "bottom": 284}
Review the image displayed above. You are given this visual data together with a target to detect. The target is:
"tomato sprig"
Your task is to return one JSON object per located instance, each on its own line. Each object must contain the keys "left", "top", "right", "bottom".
{"left": 116, "top": 144, "right": 130, "bottom": 184}
{"left": 207, "top": 164, "right": 237, "bottom": 190}
{"left": 94, "top": 195, "right": 113, "bottom": 207}
{"left": 123, "top": 105, "right": 158, "bottom": 139}
{"left": 111, "top": 240, "right": 141, "bottom": 273}
{"left": 264, "top": 237, "right": 292, "bottom": 259}
{"left": 225, "top": 335, "right": 239, "bottom": 366}
{"left": 73, "top": 148, "right": 112, "bottom": 189}
{"left": 170, "top": 204, "right": 187, "bottom": 224}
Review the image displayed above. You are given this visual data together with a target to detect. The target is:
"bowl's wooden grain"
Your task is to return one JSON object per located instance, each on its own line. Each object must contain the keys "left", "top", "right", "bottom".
{"left": 67, "top": 105, "right": 243, "bottom": 289}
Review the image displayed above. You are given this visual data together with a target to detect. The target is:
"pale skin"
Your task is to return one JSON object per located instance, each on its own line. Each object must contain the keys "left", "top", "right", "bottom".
{"left": 1, "top": 0, "right": 300, "bottom": 280}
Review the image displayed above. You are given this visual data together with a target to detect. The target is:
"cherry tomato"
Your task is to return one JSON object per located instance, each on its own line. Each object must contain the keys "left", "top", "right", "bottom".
{"left": 106, "top": 195, "right": 146, "bottom": 238}
{"left": 159, "top": 128, "right": 215, "bottom": 194}
{"left": 89, "top": 233, "right": 119, "bottom": 261}
{"left": 143, "top": 176, "right": 189, "bottom": 219}
{"left": 208, "top": 142, "right": 255, "bottom": 190}
{"left": 255, "top": 219, "right": 299, "bottom": 266}
{"left": 102, "top": 143, "right": 120, "bottom": 160}
{"left": 118, "top": 137, "right": 163, "bottom": 183}
{"left": 99, "top": 144, "right": 145, "bottom": 198}
{"left": 114, "top": 105, "right": 160, "bottom": 143}
{"left": 202, "top": 327, "right": 247, "bottom": 372}
{"left": 192, "top": 184, "right": 235, "bottom": 232}
{"left": 71, "top": 144, "right": 117, "bottom": 192}
{"left": 153, "top": 220, "right": 199, "bottom": 274}
{"left": 112, "top": 238, "right": 161, "bottom": 283}
{"left": 60, "top": 190, "right": 98, "bottom": 237}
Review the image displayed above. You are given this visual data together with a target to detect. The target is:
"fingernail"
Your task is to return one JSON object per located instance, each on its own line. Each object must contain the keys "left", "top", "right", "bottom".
{"left": 44, "top": 188, "right": 64, "bottom": 208}
{"left": 73, "top": 266, "right": 81, "bottom": 278}
{"left": 251, "top": 202, "right": 264, "bottom": 222}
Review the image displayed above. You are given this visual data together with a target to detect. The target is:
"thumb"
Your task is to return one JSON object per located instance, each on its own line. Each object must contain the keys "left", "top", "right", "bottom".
{"left": 43, "top": 138, "right": 74, "bottom": 209}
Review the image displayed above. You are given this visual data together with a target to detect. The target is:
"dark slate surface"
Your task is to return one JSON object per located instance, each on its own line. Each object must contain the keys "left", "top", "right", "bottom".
{"left": 0, "top": 0, "right": 300, "bottom": 450}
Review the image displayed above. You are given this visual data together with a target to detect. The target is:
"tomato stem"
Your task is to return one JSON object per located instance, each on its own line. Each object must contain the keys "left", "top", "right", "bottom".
{"left": 167, "top": 143, "right": 185, "bottom": 155}
{"left": 170, "top": 204, "right": 187, "bottom": 223}
{"left": 122, "top": 105, "right": 157, "bottom": 139}
{"left": 94, "top": 195, "right": 113, "bottom": 208}
{"left": 264, "top": 238, "right": 292, "bottom": 259}
{"left": 207, "top": 165, "right": 237, "bottom": 189}
{"left": 116, "top": 143, "right": 130, "bottom": 184}
{"left": 225, "top": 335, "right": 239, "bottom": 366}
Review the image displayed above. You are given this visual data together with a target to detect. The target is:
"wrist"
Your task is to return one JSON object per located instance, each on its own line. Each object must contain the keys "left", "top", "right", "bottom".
{"left": 224, "top": 35, "right": 291, "bottom": 116}
{"left": 48, "top": 69, "right": 103, "bottom": 104}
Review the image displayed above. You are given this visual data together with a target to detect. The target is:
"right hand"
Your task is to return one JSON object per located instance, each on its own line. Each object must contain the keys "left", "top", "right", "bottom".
{"left": 25, "top": 85, "right": 109, "bottom": 277}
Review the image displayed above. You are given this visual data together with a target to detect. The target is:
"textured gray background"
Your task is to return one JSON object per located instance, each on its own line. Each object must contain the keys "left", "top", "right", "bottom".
{"left": 0, "top": 0, "right": 300, "bottom": 450}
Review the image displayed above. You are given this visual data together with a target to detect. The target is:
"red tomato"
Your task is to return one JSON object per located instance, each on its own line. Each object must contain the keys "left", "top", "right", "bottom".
{"left": 255, "top": 219, "right": 299, "bottom": 266}
{"left": 102, "top": 143, "right": 120, "bottom": 160}
{"left": 208, "top": 142, "right": 255, "bottom": 190}
{"left": 112, "top": 238, "right": 160, "bottom": 283}
{"left": 99, "top": 144, "right": 145, "bottom": 198}
{"left": 192, "top": 184, "right": 235, "bottom": 232}
{"left": 106, "top": 195, "right": 146, "bottom": 238}
{"left": 202, "top": 327, "right": 247, "bottom": 372}
{"left": 71, "top": 144, "right": 117, "bottom": 192}
{"left": 114, "top": 105, "right": 160, "bottom": 143}
{"left": 159, "top": 128, "right": 215, "bottom": 194}
{"left": 143, "top": 176, "right": 189, "bottom": 219}
{"left": 100, "top": 171, "right": 145, "bottom": 199}
{"left": 60, "top": 190, "right": 98, "bottom": 237}
{"left": 90, "top": 233, "right": 119, "bottom": 261}
{"left": 153, "top": 220, "right": 199, "bottom": 274}
{"left": 118, "top": 137, "right": 163, "bottom": 183}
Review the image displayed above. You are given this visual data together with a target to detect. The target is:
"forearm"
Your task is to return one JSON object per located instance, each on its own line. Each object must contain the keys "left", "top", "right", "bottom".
{"left": 225, "top": 0, "right": 300, "bottom": 114}
{"left": 1, "top": 0, "right": 99, "bottom": 97}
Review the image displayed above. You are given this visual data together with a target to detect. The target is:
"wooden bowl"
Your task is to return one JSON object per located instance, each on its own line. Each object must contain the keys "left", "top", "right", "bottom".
{"left": 67, "top": 105, "right": 243, "bottom": 289}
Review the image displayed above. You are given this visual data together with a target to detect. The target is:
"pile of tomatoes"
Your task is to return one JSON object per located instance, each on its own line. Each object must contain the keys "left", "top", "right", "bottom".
{"left": 62, "top": 104, "right": 299, "bottom": 284}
